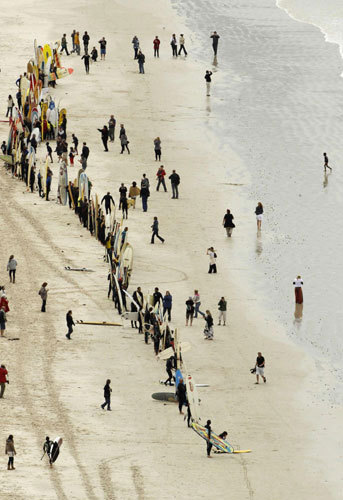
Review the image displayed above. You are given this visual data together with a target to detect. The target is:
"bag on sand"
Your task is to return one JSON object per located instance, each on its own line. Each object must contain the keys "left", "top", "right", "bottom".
{"left": 250, "top": 367, "right": 256, "bottom": 374}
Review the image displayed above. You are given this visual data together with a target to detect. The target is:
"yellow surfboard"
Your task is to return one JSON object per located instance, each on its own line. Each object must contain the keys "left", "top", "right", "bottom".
{"left": 43, "top": 43, "right": 52, "bottom": 63}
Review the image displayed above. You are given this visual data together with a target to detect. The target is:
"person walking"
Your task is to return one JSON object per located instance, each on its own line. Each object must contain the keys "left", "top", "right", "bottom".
{"left": 5, "top": 435, "right": 16, "bottom": 470}
{"left": 42, "top": 436, "right": 53, "bottom": 466}
{"left": 132, "top": 36, "right": 139, "bottom": 59}
{"left": 70, "top": 30, "right": 76, "bottom": 53}
{"left": 178, "top": 34, "right": 187, "bottom": 55}
{"left": 39, "top": 282, "right": 48, "bottom": 312}
{"left": 137, "top": 50, "right": 145, "bottom": 74}
{"left": 0, "top": 364, "right": 8, "bottom": 397}
{"left": 98, "top": 37, "right": 107, "bottom": 60}
{"left": 66, "top": 310, "right": 75, "bottom": 340}
{"left": 193, "top": 290, "right": 201, "bottom": 318}
{"left": 185, "top": 296, "right": 195, "bottom": 326}
{"left": 205, "top": 420, "right": 212, "bottom": 457}
{"left": 205, "top": 70, "right": 213, "bottom": 96}
{"left": 207, "top": 247, "right": 217, "bottom": 273}
{"left": 140, "top": 183, "right": 149, "bottom": 212}
{"left": 119, "top": 183, "right": 127, "bottom": 209}
{"left": 46, "top": 168, "right": 53, "bottom": 201}
{"left": 81, "top": 53, "right": 90, "bottom": 74}
{"left": 293, "top": 276, "right": 304, "bottom": 304}
{"left": 255, "top": 352, "right": 266, "bottom": 384}
{"left": 218, "top": 297, "right": 227, "bottom": 326}
{"left": 91, "top": 47, "right": 98, "bottom": 62}
{"left": 223, "top": 209, "right": 235, "bottom": 237}
{"left": 7, "top": 255, "right": 17, "bottom": 284}
{"left": 323, "top": 152, "right": 332, "bottom": 172}
{"left": 121, "top": 197, "right": 128, "bottom": 219}
{"left": 151, "top": 217, "right": 165, "bottom": 244}
{"left": 0, "top": 307, "right": 7, "bottom": 337}
{"left": 203, "top": 310, "right": 214, "bottom": 339}
{"left": 101, "top": 192, "right": 115, "bottom": 214}
{"left": 176, "top": 378, "right": 187, "bottom": 414}
{"left": 108, "top": 115, "right": 116, "bottom": 142}
{"left": 153, "top": 36, "right": 160, "bottom": 57}
{"left": 101, "top": 379, "right": 112, "bottom": 410}
{"left": 154, "top": 137, "right": 162, "bottom": 161}
{"left": 156, "top": 165, "right": 167, "bottom": 192}
{"left": 153, "top": 287, "right": 163, "bottom": 306}
{"left": 82, "top": 142, "right": 89, "bottom": 160}
{"left": 72, "top": 134, "right": 79, "bottom": 155}
{"left": 255, "top": 202, "right": 263, "bottom": 231}
{"left": 83, "top": 31, "right": 90, "bottom": 54}
{"left": 97, "top": 125, "right": 109, "bottom": 151}
{"left": 163, "top": 291, "right": 172, "bottom": 321}
{"left": 120, "top": 132, "right": 130, "bottom": 154}
{"left": 60, "top": 34, "right": 69, "bottom": 55}
{"left": 210, "top": 32, "right": 220, "bottom": 56}
{"left": 164, "top": 357, "right": 174, "bottom": 385}
{"left": 170, "top": 34, "right": 178, "bottom": 57}
{"left": 169, "top": 170, "right": 180, "bottom": 199}
{"left": 6, "top": 95, "right": 14, "bottom": 117}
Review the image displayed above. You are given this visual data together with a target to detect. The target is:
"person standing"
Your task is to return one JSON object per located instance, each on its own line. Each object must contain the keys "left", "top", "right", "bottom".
{"left": 66, "top": 310, "right": 75, "bottom": 340}
{"left": 207, "top": 247, "right": 217, "bottom": 273}
{"left": 169, "top": 170, "right": 180, "bottom": 199}
{"left": 60, "top": 34, "right": 69, "bottom": 55}
{"left": 46, "top": 142, "right": 53, "bottom": 163}
{"left": 153, "top": 287, "right": 163, "bottom": 306}
{"left": 101, "top": 379, "right": 112, "bottom": 410}
{"left": 5, "top": 435, "right": 16, "bottom": 470}
{"left": 46, "top": 168, "right": 53, "bottom": 201}
{"left": 144, "top": 306, "right": 154, "bottom": 344}
{"left": 7, "top": 255, "right": 17, "bottom": 284}
{"left": 83, "top": 31, "right": 90, "bottom": 54}
{"left": 193, "top": 290, "right": 201, "bottom": 318}
{"left": 218, "top": 297, "right": 227, "bottom": 326}
{"left": 137, "top": 50, "right": 145, "bottom": 74}
{"left": 255, "top": 352, "right": 266, "bottom": 384}
{"left": 154, "top": 137, "right": 162, "bottom": 161}
{"left": 120, "top": 132, "right": 130, "bottom": 154}
{"left": 98, "top": 37, "right": 107, "bottom": 60}
{"left": 178, "top": 34, "right": 187, "bottom": 55}
{"left": 0, "top": 364, "right": 8, "bottom": 397}
{"left": 205, "top": 70, "right": 213, "bottom": 96}
{"left": 119, "top": 183, "right": 128, "bottom": 209}
{"left": 101, "top": 192, "right": 115, "bottom": 214}
{"left": 132, "top": 36, "right": 139, "bottom": 59}
{"left": 293, "top": 276, "right": 304, "bottom": 304}
{"left": 108, "top": 115, "right": 116, "bottom": 142}
{"left": 205, "top": 420, "right": 212, "bottom": 457}
{"left": 6, "top": 95, "right": 14, "bottom": 117}
{"left": 91, "top": 47, "right": 98, "bottom": 62}
{"left": 81, "top": 53, "right": 90, "bottom": 74}
{"left": 210, "top": 32, "right": 220, "bottom": 56}
{"left": 255, "top": 202, "right": 263, "bottom": 231}
{"left": 74, "top": 31, "right": 81, "bottom": 55}
{"left": 176, "top": 378, "right": 187, "bottom": 414}
{"left": 153, "top": 36, "right": 160, "bottom": 57}
{"left": 97, "top": 125, "right": 109, "bottom": 151}
{"left": 151, "top": 217, "right": 165, "bottom": 244}
{"left": 70, "top": 30, "right": 76, "bottom": 53}
{"left": 185, "top": 297, "right": 195, "bottom": 326}
{"left": 72, "top": 134, "right": 79, "bottom": 155}
{"left": 163, "top": 291, "right": 172, "bottom": 321}
{"left": 129, "top": 181, "right": 140, "bottom": 207}
{"left": 323, "top": 152, "right": 332, "bottom": 172}
{"left": 156, "top": 165, "right": 167, "bottom": 192}
{"left": 39, "top": 282, "right": 48, "bottom": 312}
{"left": 82, "top": 142, "right": 89, "bottom": 160}
{"left": 170, "top": 34, "right": 178, "bottom": 57}
{"left": 140, "top": 183, "right": 149, "bottom": 212}
{"left": 223, "top": 209, "right": 235, "bottom": 237}
{"left": 0, "top": 307, "right": 7, "bottom": 337}
{"left": 203, "top": 310, "right": 214, "bottom": 339}
{"left": 164, "top": 357, "right": 174, "bottom": 385}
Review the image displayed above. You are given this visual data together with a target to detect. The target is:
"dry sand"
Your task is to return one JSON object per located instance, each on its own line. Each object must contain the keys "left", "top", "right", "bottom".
{"left": 0, "top": 0, "right": 342, "bottom": 499}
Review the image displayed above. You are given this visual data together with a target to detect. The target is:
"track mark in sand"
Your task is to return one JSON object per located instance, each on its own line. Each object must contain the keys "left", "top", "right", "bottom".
{"left": 98, "top": 460, "right": 117, "bottom": 500}
{"left": 131, "top": 464, "right": 145, "bottom": 500}
{"left": 240, "top": 456, "right": 254, "bottom": 500}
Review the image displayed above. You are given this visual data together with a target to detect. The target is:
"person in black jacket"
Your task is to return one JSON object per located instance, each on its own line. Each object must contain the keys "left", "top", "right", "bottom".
{"left": 223, "top": 209, "right": 235, "bottom": 237}
{"left": 101, "top": 192, "right": 115, "bottom": 214}
{"left": 137, "top": 50, "right": 145, "bottom": 74}
{"left": 66, "top": 310, "right": 75, "bottom": 339}
{"left": 151, "top": 217, "right": 165, "bottom": 244}
{"left": 176, "top": 378, "right": 187, "bottom": 414}
{"left": 101, "top": 379, "right": 112, "bottom": 410}
{"left": 205, "top": 420, "right": 212, "bottom": 457}
{"left": 81, "top": 53, "right": 90, "bottom": 74}
{"left": 83, "top": 31, "right": 90, "bottom": 54}
{"left": 82, "top": 142, "right": 89, "bottom": 160}
{"left": 144, "top": 307, "right": 153, "bottom": 344}
{"left": 205, "top": 70, "right": 213, "bottom": 96}
{"left": 153, "top": 287, "right": 163, "bottom": 306}
{"left": 169, "top": 170, "right": 180, "bottom": 199}
{"left": 98, "top": 126, "right": 109, "bottom": 151}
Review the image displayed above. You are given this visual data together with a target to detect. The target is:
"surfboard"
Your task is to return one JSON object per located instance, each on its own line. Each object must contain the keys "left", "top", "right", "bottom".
{"left": 59, "top": 162, "right": 68, "bottom": 205}
{"left": 64, "top": 266, "right": 94, "bottom": 272}
{"left": 76, "top": 321, "right": 121, "bottom": 326}
{"left": 159, "top": 380, "right": 209, "bottom": 387}
{"left": 152, "top": 392, "right": 177, "bottom": 403}
{"left": 158, "top": 342, "right": 191, "bottom": 360}
{"left": 186, "top": 374, "right": 201, "bottom": 423}
{"left": 191, "top": 423, "right": 251, "bottom": 454}
{"left": 50, "top": 437, "right": 63, "bottom": 463}
{"left": 113, "top": 275, "right": 124, "bottom": 313}
{"left": 0, "top": 155, "right": 14, "bottom": 165}
{"left": 43, "top": 43, "right": 52, "bottom": 63}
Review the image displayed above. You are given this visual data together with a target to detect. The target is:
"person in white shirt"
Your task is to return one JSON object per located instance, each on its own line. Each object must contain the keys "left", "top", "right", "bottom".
{"left": 193, "top": 289, "right": 201, "bottom": 318}
{"left": 178, "top": 34, "right": 187, "bottom": 56}
{"left": 207, "top": 247, "right": 217, "bottom": 273}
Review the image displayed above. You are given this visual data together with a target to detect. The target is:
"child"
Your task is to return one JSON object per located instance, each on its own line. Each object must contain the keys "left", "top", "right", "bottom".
{"left": 69, "top": 147, "right": 75, "bottom": 166}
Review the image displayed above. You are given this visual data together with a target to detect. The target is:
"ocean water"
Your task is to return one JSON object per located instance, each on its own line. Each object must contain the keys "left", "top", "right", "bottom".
{"left": 172, "top": 0, "right": 343, "bottom": 397}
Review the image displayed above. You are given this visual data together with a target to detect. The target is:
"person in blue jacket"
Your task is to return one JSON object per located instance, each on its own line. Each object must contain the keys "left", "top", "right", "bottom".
{"left": 163, "top": 291, "right": 172, "bottom": 321}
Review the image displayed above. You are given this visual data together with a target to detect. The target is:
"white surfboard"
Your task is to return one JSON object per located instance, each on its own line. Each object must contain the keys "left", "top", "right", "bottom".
{"left": 186, "top": 374, "right": 201, "bottom": 423}
{"left": 159, "top": 342, "right": 191, "bottom": 360}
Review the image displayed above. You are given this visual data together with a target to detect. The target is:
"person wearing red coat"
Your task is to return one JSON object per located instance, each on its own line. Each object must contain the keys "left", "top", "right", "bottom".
{"left": 156, "top": 166, "right": 167, "bottom": 192}
{"left": 0, "top": 295, "right": 10, "bottom": 313}
{"left": 153, "top": 36, "right": 160, "bottom": 58}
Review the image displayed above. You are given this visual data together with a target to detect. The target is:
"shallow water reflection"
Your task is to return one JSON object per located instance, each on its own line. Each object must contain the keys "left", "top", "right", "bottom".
{"left": 294, "top": 303, "right": 303, "bottom": 322}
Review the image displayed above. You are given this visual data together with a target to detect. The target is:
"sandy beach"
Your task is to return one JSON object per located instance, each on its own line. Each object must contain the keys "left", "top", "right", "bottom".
{"left": 0, "top": 0, "right": 342, "bottom": 499}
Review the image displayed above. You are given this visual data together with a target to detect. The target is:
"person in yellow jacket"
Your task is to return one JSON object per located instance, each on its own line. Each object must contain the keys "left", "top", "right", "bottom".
{"left": 74, "top": 31, "right": 80, "bottom": 55}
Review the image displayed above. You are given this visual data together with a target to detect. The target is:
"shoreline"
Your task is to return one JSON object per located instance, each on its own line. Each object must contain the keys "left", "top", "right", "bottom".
{"left": 0, "top": 0, "right": 341, "bottom": 498}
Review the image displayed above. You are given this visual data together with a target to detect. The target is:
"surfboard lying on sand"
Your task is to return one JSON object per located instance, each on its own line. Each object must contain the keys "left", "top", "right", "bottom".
{"left": 76, "top": 321, "right": 121, "bottom": 326}
{"left": 152, "top": 392, "right": 177, "bottom": 403}
{"left": 64, "top": 266, "right": 94, "bottom": 272}
{"left": 192, "top": 423, "right": 251, "bottom": 454}
{"left": 159, "top": 381, "right": 209, "bottom": 387}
